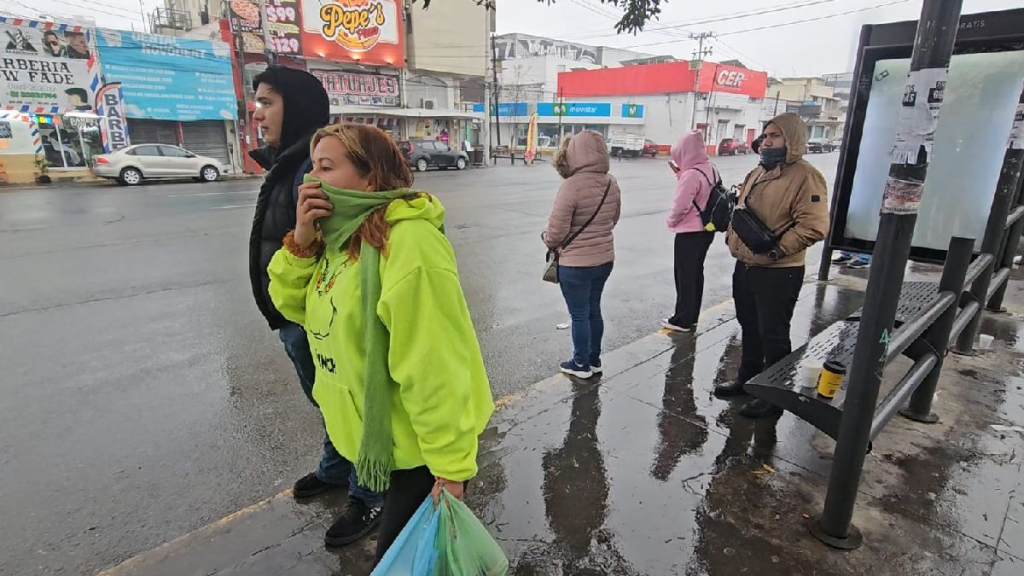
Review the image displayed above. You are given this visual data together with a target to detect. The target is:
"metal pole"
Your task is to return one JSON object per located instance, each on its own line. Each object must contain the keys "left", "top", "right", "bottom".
{"left": 954, "top": 89, "right": 1024, "bottom": 351}
{"left": 773, "top": 90, "right": 780, "bottom": 116}
{"left": 490, "top": 30, "right": 502, "bottom": 149}
{"left": 818, "top": 24, "right": 875, "bottom": 283}
{"left": 689, "top": 32, "right": 712, "bottom": 130}
{"left": 811, "top": 0, "right": 962, "bottom": 550}
{"left": 259, "top": 0, "right": 276, "bottom": 65}
{"left": 900, "top": 236, "right": 974, "bottom": 423}
{"left": 986, "top": 93, "right": 1024, "bottom": 311}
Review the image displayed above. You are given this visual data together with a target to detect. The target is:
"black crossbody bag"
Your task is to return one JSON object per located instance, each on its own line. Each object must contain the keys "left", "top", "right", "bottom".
{"left": 731, "top": 173, "right": 795, "bottom": 255}
{"left": 543, "top": 182, "right": 612, "bottom": 284}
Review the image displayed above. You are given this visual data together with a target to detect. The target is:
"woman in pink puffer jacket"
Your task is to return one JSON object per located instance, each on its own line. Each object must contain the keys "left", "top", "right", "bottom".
{"left": 663, "top": 130, "right": 718, "bottom": 333}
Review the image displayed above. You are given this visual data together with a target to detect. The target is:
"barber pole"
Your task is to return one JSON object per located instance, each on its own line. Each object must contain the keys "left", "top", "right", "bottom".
{"left": 95, "top": 83, "right": 130, "bottom": 153}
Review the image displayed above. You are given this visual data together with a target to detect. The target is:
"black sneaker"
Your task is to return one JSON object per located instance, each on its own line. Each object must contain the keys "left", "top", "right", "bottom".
{"left": 293, "top": 472, "right": 344, "bottom": 499}
{"left": 559, "top": 360, "right": 593, "bottom": 379}
{"left": 324, "top": 498, "right": 382, "bottom": 547}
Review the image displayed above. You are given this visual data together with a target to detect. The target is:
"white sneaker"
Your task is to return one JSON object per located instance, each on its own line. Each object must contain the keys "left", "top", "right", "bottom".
{"left": 662, "top": 319, "right": 694, "bottom": 333}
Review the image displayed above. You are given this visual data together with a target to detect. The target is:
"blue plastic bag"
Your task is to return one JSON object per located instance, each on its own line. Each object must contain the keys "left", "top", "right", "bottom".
{"left": 371, "top": 497, "right": 440, "bottom": 576}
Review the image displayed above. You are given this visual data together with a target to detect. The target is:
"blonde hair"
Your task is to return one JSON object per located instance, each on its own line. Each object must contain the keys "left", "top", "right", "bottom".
{"left": 310, "top": 123, "right": 419, "bottom": 261}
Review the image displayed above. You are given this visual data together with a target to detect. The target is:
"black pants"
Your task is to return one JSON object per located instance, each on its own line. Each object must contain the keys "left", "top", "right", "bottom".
{"left": 670, "top": 231, "right": 715, "bottom": 327}
{"left": 373, "top": 467, "right": 469, "bottom": 565}
{"left": 732, "top": 262, "right": 804, "bottom": 383}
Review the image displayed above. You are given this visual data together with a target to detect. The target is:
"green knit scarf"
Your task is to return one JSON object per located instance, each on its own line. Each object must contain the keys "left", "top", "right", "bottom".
{"left": 304, "top": 174, "right": 419, "bottom": 492}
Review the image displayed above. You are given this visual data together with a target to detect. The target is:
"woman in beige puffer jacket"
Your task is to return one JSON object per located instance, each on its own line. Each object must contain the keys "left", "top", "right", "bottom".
{"left": 543, "top": 131, "right": 622, "bottom": 379}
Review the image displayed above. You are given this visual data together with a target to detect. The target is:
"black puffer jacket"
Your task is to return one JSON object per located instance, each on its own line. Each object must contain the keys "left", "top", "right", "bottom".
{"left": 248, "top": 66, "right": 330, "bottom": 330}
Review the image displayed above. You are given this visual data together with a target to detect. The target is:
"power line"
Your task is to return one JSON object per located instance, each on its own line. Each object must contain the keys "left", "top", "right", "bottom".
{"left": 712, "top": 37, "right": 775, "bottom": 75}
{"left": 619, "top": 0, "right": 911, "bottom": 48}
{"left": 717, "top": 0, "right": 910, "bottom": 36}
{"left": 564, "top": 0, "right": 838, "bottom": 40}
{"left": 56, "top": 0, "right": 141, "bottom": 18}
{"left": 0, "top": 0, "right": 140, "bottom": 22}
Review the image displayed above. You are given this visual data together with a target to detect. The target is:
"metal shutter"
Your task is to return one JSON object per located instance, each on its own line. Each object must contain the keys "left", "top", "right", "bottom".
{"left": 127, "top": 120, "right": 178, "bottom": 145}
{"left": 181, "top": 121, "right": 230, "bottom": 166}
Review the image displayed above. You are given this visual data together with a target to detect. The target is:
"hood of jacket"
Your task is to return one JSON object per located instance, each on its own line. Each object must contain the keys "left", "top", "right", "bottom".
{"left": 670, "top": 129, "right": 710, "bottom": 173}
{"left": 766, "top": 112, "right": 808, "bottom": 164}
{"left": 385, "top": 193, "right": 446, "bottom": 230}
{"left": 564, "top": 130, "right": 610, "bottom": 177}
{"left": 248, "top": 65, "right": 330, "bottom": 169}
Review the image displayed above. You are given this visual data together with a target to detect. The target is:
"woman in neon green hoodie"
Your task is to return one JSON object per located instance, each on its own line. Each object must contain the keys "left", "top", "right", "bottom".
{"left": 267, "top": 123, "right": 494, "bottom": 562}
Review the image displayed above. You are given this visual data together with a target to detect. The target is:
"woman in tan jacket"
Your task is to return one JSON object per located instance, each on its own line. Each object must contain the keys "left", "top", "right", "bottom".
{"left": 544, "top": 131, "right": 622, "bottom": 379}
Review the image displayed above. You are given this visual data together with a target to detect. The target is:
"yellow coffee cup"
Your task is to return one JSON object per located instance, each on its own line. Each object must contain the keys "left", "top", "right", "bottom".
{"left": 817, "top": 359, "right": 847, "bottom": 398}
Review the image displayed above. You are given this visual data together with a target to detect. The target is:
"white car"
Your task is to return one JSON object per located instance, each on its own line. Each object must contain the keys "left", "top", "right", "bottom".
{"left": 92, "top": 144, "right": 227, "bottom": 186}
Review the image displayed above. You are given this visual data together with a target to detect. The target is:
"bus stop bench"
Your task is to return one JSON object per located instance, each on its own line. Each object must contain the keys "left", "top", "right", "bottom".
{"left": 745, "top": 253, "right": 990, "bottom": 442}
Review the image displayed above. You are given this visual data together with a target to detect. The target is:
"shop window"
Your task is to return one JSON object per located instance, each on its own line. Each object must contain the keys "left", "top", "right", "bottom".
{"left": 38, "top": 114, "right": 101, "bottom": 169}
{"left": 539, "top": 123, "right": 561, "bottom": 148}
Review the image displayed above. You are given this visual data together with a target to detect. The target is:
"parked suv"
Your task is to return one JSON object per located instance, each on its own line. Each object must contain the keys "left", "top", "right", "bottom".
{"left": 717, "top": 138, "right": 749, "bottom": 156}
{"left": 642, "top": 139, "right": 659, "bottom": 157}
{"left": 399, "top": 139, "right": 469, "bottom": 172}
{"left": 92, "top": 144, "right": 226, "bottom": 186}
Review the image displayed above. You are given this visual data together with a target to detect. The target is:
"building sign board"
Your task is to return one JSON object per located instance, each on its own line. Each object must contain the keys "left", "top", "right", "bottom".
{"left": 0, "top": 18, "right": 98, "bottom": 114}
{"left": 301, "top": 0, "right": 404, "bottom": 67}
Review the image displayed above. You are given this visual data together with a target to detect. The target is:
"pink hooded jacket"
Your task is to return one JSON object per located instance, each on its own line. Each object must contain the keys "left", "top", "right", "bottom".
{"left": 666, "top": 130, "right": 716, "bottom": 234}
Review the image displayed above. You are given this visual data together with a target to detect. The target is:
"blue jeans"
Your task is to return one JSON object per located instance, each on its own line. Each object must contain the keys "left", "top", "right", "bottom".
{"left": 558, "top": 262, "right": 614, "bottom": 368}
{"left": 278, "top": 323, "right": 382, "bottom": 506}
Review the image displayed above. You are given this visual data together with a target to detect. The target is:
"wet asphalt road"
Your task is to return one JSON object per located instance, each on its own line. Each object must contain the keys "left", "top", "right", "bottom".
{"left": 0, "top": 152, "right": 840, "bottom": 575}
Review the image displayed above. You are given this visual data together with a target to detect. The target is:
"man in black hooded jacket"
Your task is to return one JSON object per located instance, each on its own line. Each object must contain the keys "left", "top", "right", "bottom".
{"left": 248, "top": 66, "right": 383, "bottom": 547}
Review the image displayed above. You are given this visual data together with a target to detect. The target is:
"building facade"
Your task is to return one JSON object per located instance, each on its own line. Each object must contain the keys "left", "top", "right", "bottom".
{"left": 553, "top": 60, "right": 769, "bottom": 153}
{"left": 160, "top": 0, "right": 489, "bottom": 170}
{"left": 766, "top": 76, "right": 846, "bottom": 141}
{"left": 0, "top": 17, "right": 102, "bottom": 183}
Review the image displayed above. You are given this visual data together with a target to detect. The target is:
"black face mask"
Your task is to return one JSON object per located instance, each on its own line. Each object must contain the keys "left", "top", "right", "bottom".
{"left": 760, "top": 145, "right": 787, "bottom": 169}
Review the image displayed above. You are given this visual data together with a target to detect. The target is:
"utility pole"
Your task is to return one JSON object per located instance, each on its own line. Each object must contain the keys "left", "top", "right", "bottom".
{"left": 481, "top": 3, "right": 492, "bottom": 163}
{"left": 704, "top": 62, "right": 720, "bottom": 132}
{"left": 228, "top": 3, "right": 251, "bottom": 173}
{"left": 811, "top": 0, "right": 963, "bottom": 549}
{"left": 260, "top": 0, "right": 276, "bottom": 65}
{"left": 773, "top": 90, "right": 781, "bottom": 116}
{"left": 557, "top": 86, "right": 563, "bottom": 139}
{"left": 490, "top": 29, "right": 502, "bottom": 147}
{"left": 689, "top": 31, "right": 714, "bottom": 131}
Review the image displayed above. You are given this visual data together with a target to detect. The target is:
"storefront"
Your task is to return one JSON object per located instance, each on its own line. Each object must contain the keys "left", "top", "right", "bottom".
{"left": 313, "top": 67, "right": 403, "bottom": 140}
{"left": 126, "top": 119, "right": 233, "bottom": 167}
{"left": 491, "top": 101, "right": 644, "bottom": 152}
{"left": 557, "top": 61, "right": 769, "bottom": 153}
{"left": 0, "top": 17, "right": 101, "bottom": 182}
{"left": 95, "top": 29, "right": 238, "bottom": 171}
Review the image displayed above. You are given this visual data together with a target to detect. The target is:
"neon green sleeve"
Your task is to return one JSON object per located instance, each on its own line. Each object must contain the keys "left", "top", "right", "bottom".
{"left": 377, "top": 266, "right": 484, "bottom": 481}
{"left": 267, "top": 248, "right": 319, "bottom": 327}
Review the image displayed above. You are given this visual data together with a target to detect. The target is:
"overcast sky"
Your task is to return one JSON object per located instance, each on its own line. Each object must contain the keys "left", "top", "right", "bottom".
{"left": 500, "top": 0, "right": 1018, "bottom": 76}
{"left": 0, "top": 0, "right": 1019, "bottom": 76}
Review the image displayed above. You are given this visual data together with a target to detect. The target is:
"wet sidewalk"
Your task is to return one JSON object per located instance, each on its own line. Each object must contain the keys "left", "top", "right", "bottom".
{"left": 97, "top": 269, "right": 1024, "bottom": 576}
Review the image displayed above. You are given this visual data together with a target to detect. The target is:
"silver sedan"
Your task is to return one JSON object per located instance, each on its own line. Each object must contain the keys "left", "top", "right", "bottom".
{"left": 92, "top": 144, "right": 228, "bottom": 186}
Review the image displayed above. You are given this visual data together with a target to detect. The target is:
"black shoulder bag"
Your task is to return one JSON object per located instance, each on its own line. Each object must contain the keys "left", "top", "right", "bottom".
{"left": 543, "top": 181, "right": 612, "bottom": 284}
{"left": 730, "top": 173, "right": 795, "bottom": 255}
